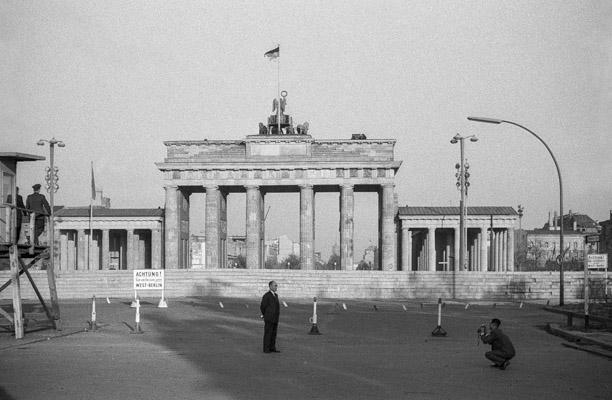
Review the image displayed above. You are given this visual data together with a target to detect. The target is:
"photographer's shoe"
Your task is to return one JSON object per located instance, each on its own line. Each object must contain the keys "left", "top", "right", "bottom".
{"left": 499, "top": 360, "right": 510, "bottom": 370}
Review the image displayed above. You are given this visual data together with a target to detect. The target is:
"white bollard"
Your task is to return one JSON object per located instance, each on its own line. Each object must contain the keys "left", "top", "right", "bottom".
{"left": 130, "top": 290, "right": 138, "bottom": 308}
{"left": 88, "top": 295, "right": 97, "bottom": 331}
{"left": 431, "top": 297, "right": 447, "bottom": 337}
{"left": 308, "top": 297, "right": 321, "bottom": 335}
{"left": 130, "top": 298, "right": 143, "bottom": 334}
{"left": 158, "top": 288, "right": 168, "bottom": 308}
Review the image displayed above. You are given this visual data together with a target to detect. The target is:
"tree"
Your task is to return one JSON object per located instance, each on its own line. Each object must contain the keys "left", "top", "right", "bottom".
{"left": 356, "top": 260, "right": 373, "bottom": 270}
{"left": 265, "top": 256, "right": 279, "bottom": 269}
{"left": 324, "top": 253, "right": 341, "bottom": 270}
{"left": 280, "top": 254, "right": 301, "bottom": 269}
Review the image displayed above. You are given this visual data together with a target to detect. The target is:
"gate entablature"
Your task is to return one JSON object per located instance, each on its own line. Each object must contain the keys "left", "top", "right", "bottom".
{"left": 158, "top": 135, "right": 401, "bottom": 189}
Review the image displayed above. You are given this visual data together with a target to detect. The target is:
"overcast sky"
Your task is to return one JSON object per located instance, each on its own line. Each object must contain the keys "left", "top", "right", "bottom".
{"left": 2, "top": 1, "right": 611, "bottom": 259}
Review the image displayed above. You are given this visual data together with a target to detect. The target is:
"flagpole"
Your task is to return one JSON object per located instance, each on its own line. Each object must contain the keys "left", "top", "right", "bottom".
{"left": 277, "top": 44, "right": 280, "bottom": 135}
{"left": 89, "top": 162, "right": 93, "bottom": 270}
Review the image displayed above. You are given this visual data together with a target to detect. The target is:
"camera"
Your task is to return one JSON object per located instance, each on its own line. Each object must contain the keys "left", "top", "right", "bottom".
{"left": 477, "top": 324, "right": 488, "bottom": 335}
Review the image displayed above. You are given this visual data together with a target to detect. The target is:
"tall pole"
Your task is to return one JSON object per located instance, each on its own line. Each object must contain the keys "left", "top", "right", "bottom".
{"left": 459, "top": 139, "right": 466, "bottom": 271}
{"left": 88, "top": 162, "right": 93, "bottom": 270}
{"left": 277, "top": 45, "right": 281, "bottom": 135}
{"left": 467, "top": 116, "right": 565, "bottom": 305}
{"left": 48, "top": 141, "right": 60, "bottom": 327}
{"left": 452, "top": 134, "right": 477, "bottom": 271}
{"left": 39, "top": 137, "right": 64, "bottom": 329}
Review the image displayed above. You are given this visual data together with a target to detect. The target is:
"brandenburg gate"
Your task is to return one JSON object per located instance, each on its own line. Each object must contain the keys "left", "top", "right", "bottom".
{"left": 157, "top": 127, "right": 402, "bottom": 270}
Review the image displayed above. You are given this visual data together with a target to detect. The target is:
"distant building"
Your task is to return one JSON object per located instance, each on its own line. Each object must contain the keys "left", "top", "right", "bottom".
{"left": 526, "top": 210, "right": 601, "bottom": 266}
{"left": 398, "top": 206, "right": 518, "bottom": 271}
{"left": 190, "top": 234, "right": 206, "bottom": 268}
{"left": 227, "top": 235, "right": 246, "bottom": 267}
{"left": 599, "top": 210, "right": 612, "bottom": 270}
{"left": 54, "top": 205, "right": 164, "bottom": 270}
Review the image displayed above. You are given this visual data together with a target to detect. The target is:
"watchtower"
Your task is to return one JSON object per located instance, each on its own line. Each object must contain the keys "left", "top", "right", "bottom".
{"left": 0, "top": 152, "right": 61, "bottom": 339}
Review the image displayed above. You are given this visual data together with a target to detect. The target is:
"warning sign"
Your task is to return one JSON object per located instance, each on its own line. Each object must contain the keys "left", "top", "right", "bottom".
{"left": 133, "top": 270, "right": 165, "bottom": 289}
{"left": 587, "top": 254, "right": 608, "bottom": 270}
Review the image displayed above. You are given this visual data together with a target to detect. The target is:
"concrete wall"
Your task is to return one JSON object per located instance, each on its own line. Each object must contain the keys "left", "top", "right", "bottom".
{"left": 0, "top": 270, "right": 592, "bottom": 301}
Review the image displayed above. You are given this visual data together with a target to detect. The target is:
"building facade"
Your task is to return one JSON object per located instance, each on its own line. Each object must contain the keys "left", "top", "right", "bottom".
{"left": 600, "top": 211, "right": 612, "bottom": 270}
{"left": 157, "top": 134, "right": 401, "bottom": 270}
{"left": 525, "top": 210, "right": 601, "bottom": 266}
{"left": 398, "top": 206, "right": 518, "bottom": 271}
{"left": 54, "top": 207, "right": 164, "bottom": 271}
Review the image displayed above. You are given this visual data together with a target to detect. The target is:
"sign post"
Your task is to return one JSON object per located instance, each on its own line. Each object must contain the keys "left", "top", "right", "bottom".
{"left": 587, "top": 253, "right": 608, "bottom": 302}
{"left": 133, "top": 270, "right": 167, "bottom": 308}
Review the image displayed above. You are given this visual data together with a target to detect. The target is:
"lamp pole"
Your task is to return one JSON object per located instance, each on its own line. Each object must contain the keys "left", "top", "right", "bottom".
{"left": 467, "top": 116, "right": 565, "bottom": 305}
{"left": 451, "top": 134, "right": 478, "bottom": 271}
{"left": 37, "top": 137, "right": 65, "bottom": 326}
{"left": 517, "top": 204, "right": 524, "bottom": 231}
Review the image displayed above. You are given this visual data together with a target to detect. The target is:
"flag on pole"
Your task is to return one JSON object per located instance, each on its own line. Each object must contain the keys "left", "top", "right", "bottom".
{"left": 264, "top": 46, "right": 279, "bottom": 59}
{"left": 91, "top": 162, "right": 96, "bottom": 200}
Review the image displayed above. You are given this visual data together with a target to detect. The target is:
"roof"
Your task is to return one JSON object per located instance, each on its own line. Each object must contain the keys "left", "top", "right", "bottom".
{"left": 398, "top": 206, "right": 517, "bottom": 216}
{"left": 0, "top": 152, "right": 45, "bottom": 162}
{"left": 55, "top": 208, "right": 164, "bottom": 218}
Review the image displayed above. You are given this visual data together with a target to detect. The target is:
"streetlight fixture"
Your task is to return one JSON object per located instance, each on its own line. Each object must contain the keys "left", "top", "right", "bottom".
{"left": 467, "top": 116, "right": 565, "bottom": 305}
{"left": 451, "top": 133, "right": 478, "bottom": 271}
{"left": 37, "top": 137, "right": 65, "bottom": 327}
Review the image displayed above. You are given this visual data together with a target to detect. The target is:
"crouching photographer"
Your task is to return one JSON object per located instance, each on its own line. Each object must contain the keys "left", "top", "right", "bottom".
{"left": 478, "top": 318, "right": 515, "bottom": 370}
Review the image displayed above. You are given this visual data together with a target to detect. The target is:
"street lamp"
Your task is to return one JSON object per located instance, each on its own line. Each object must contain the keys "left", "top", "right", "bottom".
{"left": 467, "top": 116, "right": 565, "bottom": 305}
{"left": 451, "top": 133, "right": 478, "bottom": 271}
{"left": 37, "top": 137, "right": 65, "bottom": 326}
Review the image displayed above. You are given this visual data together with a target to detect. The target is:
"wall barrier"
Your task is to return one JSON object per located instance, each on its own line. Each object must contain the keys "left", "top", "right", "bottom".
{"left": 0, "top": 270, "right": 592, "bottom": 301}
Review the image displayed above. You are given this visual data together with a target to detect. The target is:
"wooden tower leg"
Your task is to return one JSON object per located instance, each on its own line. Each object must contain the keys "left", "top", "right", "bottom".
{"left": 9, "top": 245, "right": 24, "bottom": 339}
{"left": 45, "top": 249, "right": 62, "bottom": 331}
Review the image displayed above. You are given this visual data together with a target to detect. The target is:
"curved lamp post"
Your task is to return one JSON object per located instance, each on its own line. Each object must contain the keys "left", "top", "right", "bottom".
{"left": 467, "top": 116, "right": 565, "bottom": 306}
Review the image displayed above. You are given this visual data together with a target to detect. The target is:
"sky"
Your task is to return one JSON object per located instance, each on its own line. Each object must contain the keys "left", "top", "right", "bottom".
{"left": 2, "top": 1, "right": 611, "bottom": 260}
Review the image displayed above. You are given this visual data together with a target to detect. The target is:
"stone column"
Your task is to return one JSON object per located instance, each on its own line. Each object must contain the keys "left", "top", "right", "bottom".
{"left": 422, "top": 235, "right": 427, "bottom": 271}
{"left": 499, "top": 229, "right": 506, "bottom": 272}
{"left": 205, "top": 186, "right": 220, "bottom": 269}
{"left": 77, "top": 230, "right": 87, "bottom": 270}
{"left": 427, "top": 226, "right": 436, "bottom": 271}
{"left": 506, "top": 228, "right": 515, "bottom": 272}
{"left": 480, "top": 227, "right": 489, "bottom": 272}
{"left": 59, "top": 232, "right": 67, "bottom": 271}
{"left": 152, "top": 228, "right": 162, "bottom": 269}
{"left": 300, "top": 184, "right": 315, "bottom": 270}
{"left": 379, "top": 184, "right": 396, "bottom": 270}
{"left": 126, "top": 229, "right": 134, "bottom": 270}
{"left": 495, "top": 231, "right": 501, "bottom": 272}
{"left": 260, "top": 190, "right": 266, "bottom": 269}
{"left": 339, "top": 184, "right": 354, "bottom": 271}
{"left": 246, "top": 185, "right": 262, "bottom": 269}
{"left": 401, "top": 225, "right": 412, "bottom": 271}
{"left": 164, "top": 185, "right": 179, "bottom": 269}
{"left": 102, "top": 229, "right": 110, "bottom": 270}
{"left": 453, "top": 227, "right": 460, "bottom": 271}
{"left": 219, "top": 190, "right": 228, "bottom": 269}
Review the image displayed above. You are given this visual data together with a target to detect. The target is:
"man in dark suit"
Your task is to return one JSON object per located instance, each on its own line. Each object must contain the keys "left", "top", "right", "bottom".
{"left": 25, "top": 184, "right": 51, "bottom": 245}
{"left": 6, "top": 187, "right": 26, "bottom": 244}
{"left": 260, "top": 280, "right": 280, "bottom": 353}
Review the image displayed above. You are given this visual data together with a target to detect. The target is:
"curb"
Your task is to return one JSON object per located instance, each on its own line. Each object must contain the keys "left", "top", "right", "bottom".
{"left": 547, "top": 323, "right": 612, "bottom": 354}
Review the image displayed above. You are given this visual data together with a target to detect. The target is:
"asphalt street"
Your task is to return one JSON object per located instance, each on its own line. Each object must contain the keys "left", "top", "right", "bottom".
{"left": 1, "top": 298, "right": 610, "bottom": 400}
